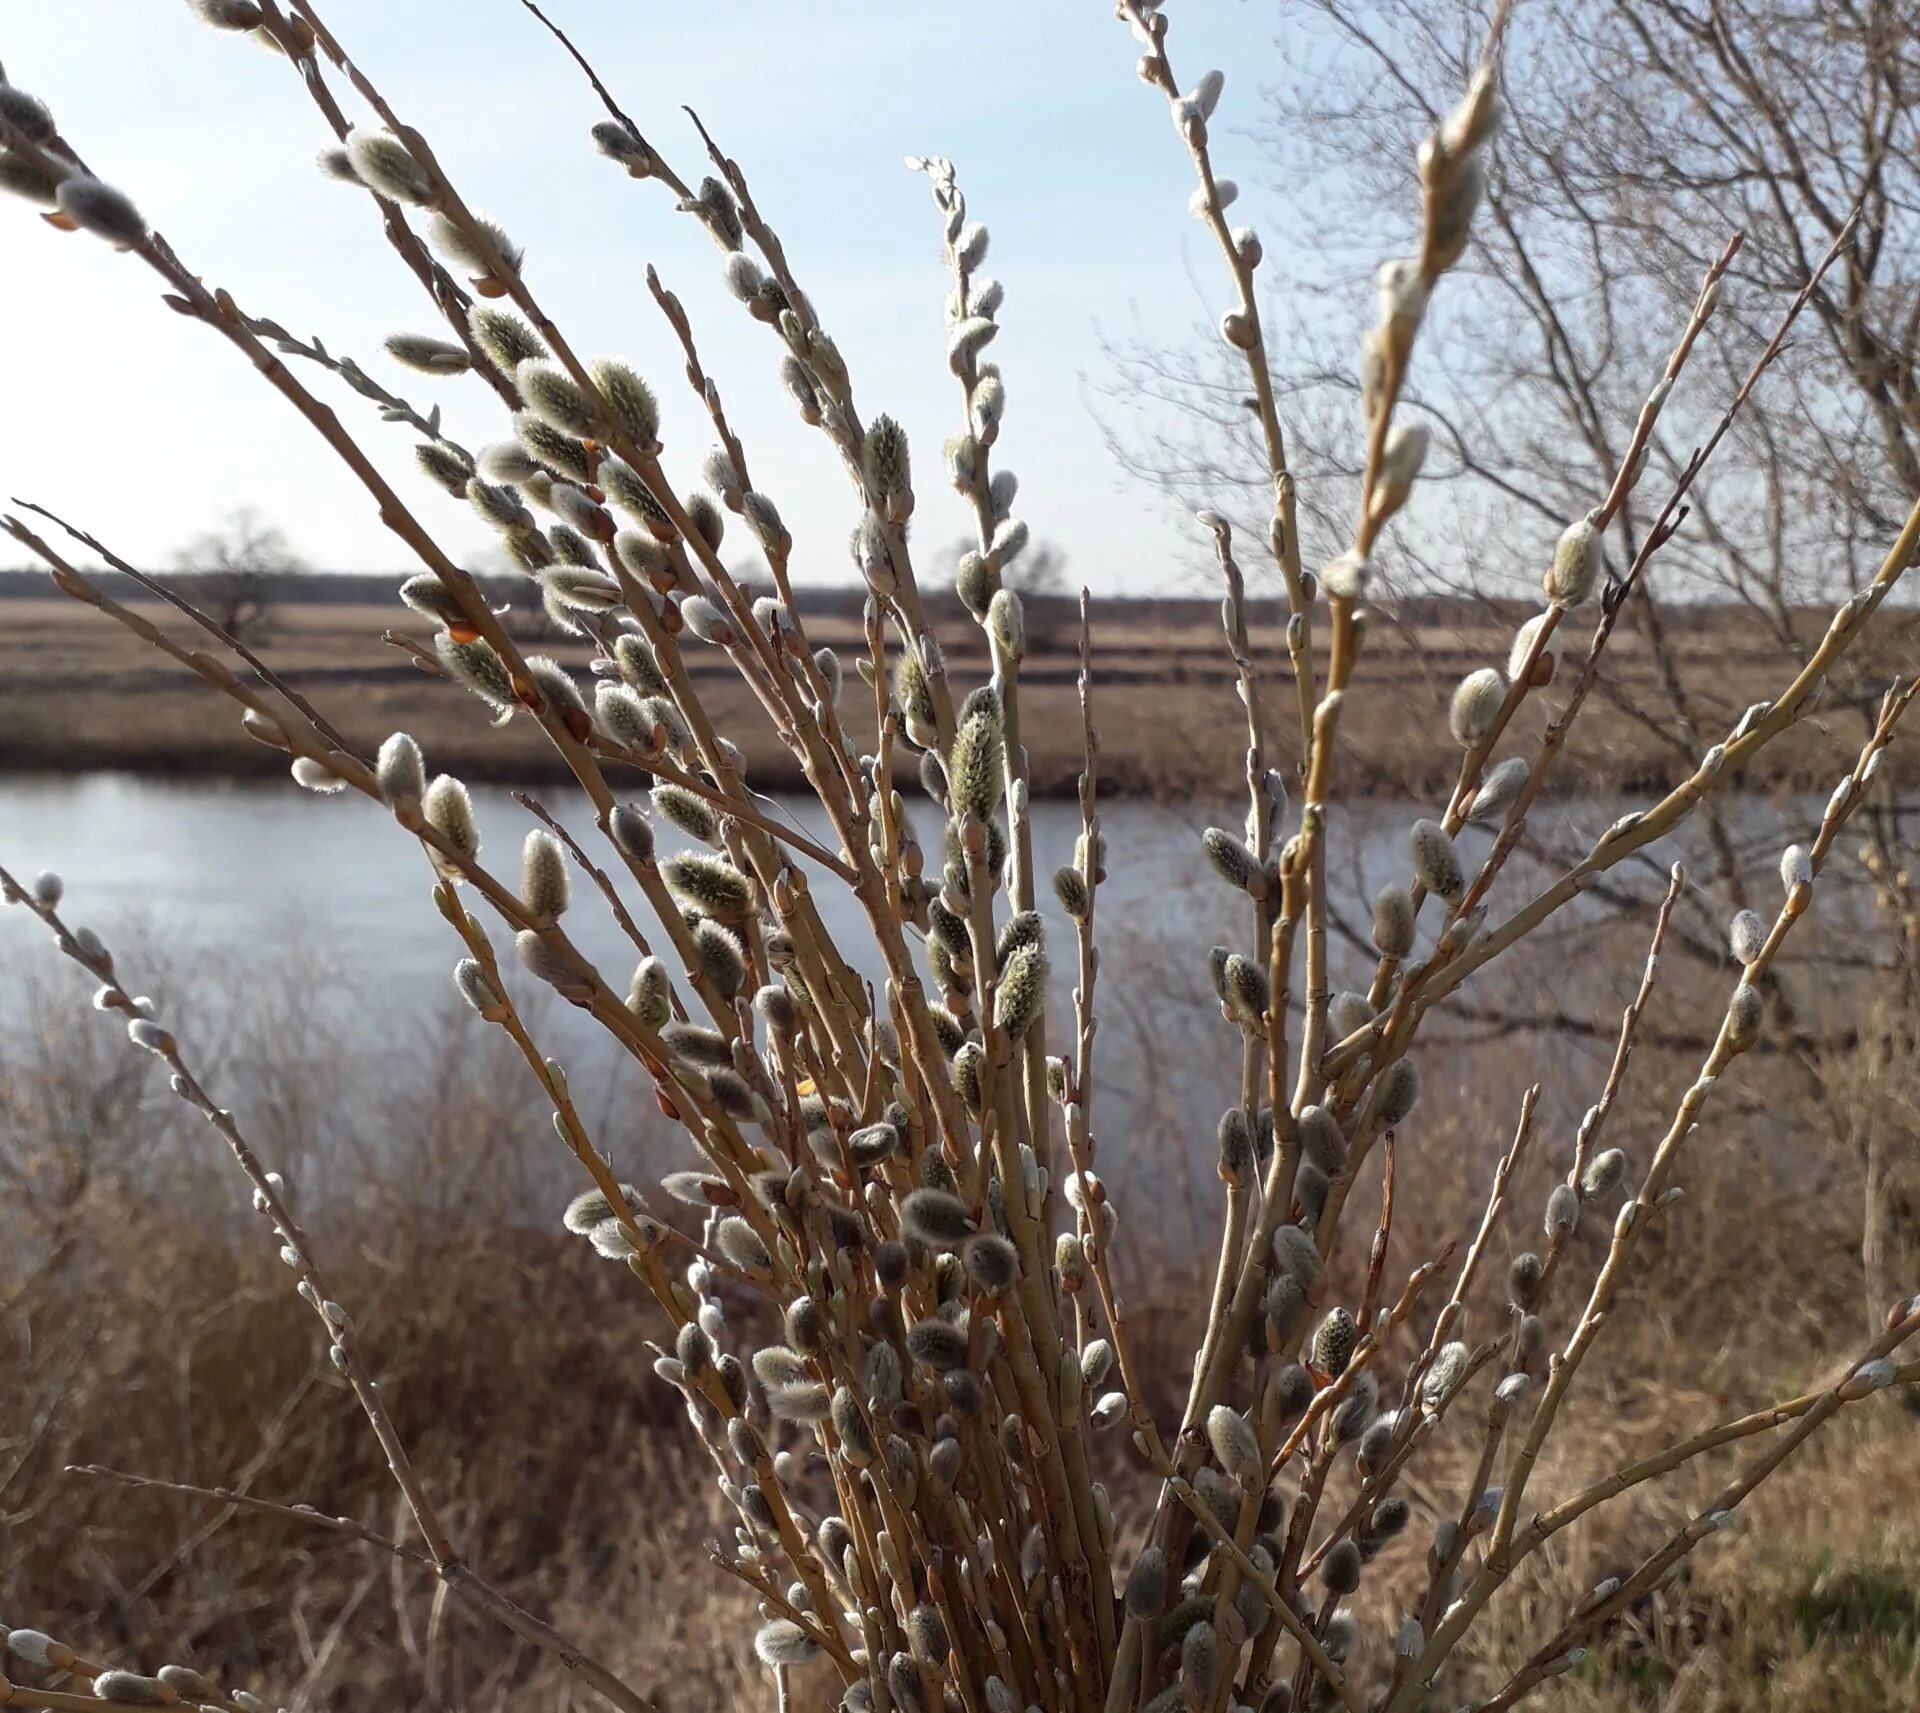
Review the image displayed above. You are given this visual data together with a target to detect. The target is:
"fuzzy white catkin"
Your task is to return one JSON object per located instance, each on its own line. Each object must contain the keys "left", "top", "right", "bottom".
{"left": 1728, "top": 908, "right": 1769, "bottom": 965}
{"left": 1380, "top": 420, "right": 1430, "bottom": 487}
{"left": 1468, "top": 755, "right": 1529, "bottom": 825}
{"left": 376, "top": 732, "right": 425, "bottom": 809}
{"left": 1508, "top": 612, "right": 1556, "bottom": 682}
{"left": 1205, "top": 1405, "right": 1262, "bottom": 1481}
{"left": 1448, "top": 667, "right": 1505, "bottom": 746}
{"left": 57, "top": 175, "right": 149, "bottom": 245}
{"left": 290, "top": 756, "right": 345, "bottom": 794}
{"left": 1546, "top": 513, "right": 1603, "bottom": 605}
{"left": 1320, "top": 550, "right": 1370, "bottom": 601}
{"left": 1377, "top": 257, "right": 1428, "bottom": 334}
{"left": 520, "top": 829, "right": 571, "bottom": 920}
{"left": 1408, "top": 818, "right": 1464, "bottom": 901}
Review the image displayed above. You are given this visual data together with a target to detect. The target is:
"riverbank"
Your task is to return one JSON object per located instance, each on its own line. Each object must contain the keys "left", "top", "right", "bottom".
{"left": 3, "top": 588, "right": 1908, "bottom": 797}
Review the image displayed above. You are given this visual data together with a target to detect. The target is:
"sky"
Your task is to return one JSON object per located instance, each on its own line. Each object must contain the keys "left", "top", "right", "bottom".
{"left": 0, "top": 1, "right": 1290, "bottom": 594}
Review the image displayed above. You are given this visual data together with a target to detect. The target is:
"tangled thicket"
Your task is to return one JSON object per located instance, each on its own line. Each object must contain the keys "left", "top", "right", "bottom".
{"left": 3, "top": 4, "right": 1919, "bottom": 1713}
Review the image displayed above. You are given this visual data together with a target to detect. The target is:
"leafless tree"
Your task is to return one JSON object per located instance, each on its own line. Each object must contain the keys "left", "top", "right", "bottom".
{"left": 1105, "top": 0, "right": 1920, "bottom": 1313}
{"left": 171, "top": 506, "right": 306, "bottom": 643}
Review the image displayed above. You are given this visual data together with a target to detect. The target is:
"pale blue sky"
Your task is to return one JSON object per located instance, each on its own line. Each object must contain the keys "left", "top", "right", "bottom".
{"left": 0, "top": 1, "right": 1292, "bottom": 593}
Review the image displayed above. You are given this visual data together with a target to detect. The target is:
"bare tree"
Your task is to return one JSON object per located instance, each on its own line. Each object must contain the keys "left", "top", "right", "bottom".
{"left": 1108, "top": 1, "right": 1920, "bottom": 605}
{"left": 935, "top": 531, "right": 1071, "bottom": 597}
{"left": 1106, "top": 0, "right": 1920, "bottom": 1319}
{"left": 171, "top": 506, "right": 306, "bottom": 643}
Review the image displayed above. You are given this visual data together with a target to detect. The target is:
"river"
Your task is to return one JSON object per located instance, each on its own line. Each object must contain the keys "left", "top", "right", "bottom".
{"left": 0, "top": 772, "right": 1841, "bottom": 1225}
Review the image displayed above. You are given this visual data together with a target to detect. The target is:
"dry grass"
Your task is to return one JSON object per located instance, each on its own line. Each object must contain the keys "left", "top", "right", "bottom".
{"left": 2, "top": 591, "right": 1908, "bottom": 797}
{"left": 3, "top": 942, "right": 1913, "bottom": 1713}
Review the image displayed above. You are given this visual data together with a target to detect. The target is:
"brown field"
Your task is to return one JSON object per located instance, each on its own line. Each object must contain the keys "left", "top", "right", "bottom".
{"left": 3, "top": 587, "right": 1910, "bottom": 797}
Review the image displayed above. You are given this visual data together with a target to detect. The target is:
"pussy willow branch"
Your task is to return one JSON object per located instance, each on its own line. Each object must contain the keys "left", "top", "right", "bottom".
{"left": 67, "top": 1464, "right": 431, "bottom": 1570}
{"left": 1432, "top": 218, "right": 1856, "bottom": 937}
{"left": 7, "top": 9, "right": 1917, "bottom": 1709}
{"left": 1152, "top": 1459, "right": 1362, "bottom": 1713}
{"left": 1386, "top": 677, "right": 1920, "bottom": 1709}
{"left": 251, "top": 0, "right": 519, "bottom": 411}
{"left": 1111, "top": 0, "right": 1315, "bottom": 757}
{"left": 1336, "top": 207, "right": 1858, "bottom": 1090}
{"left": 8, "top": 76, "right": 878, "bottom": 1108}
{"left": 1424, "top": 486, "right": 1920, "bottom": 1018}
{"left": 517, "top": 0, "right": 969, "bottom": 757}
{"left": 1537, "top": 863, "right": 1686, "bottom": 1309}
{"left": 1475, "top": 1316, "right": 1920, "bottom": 1713}
{"left": 1488, "top": 677, "right": 1920, "bottom": 1558}
{"left": 1325, "top": 474, "right": 1920, "bottom": 1108}
{"left": 1348, "top": 218, "right": 1829, "bottom": 1059}
{"left": 0, "top": 869, "right": 656, "bottom": 1713}
{"left": 1367, "top": 235, "right": 1742, "bottom": 1007}
{"left": 1521, "top": 1340, "right": 1920, "bottom": 1558}
{"left": 0, "top": 1591, "right": 277, "bottom": 1712}
{"left": 247, "top": 313, "right": 471, "bottom": 458}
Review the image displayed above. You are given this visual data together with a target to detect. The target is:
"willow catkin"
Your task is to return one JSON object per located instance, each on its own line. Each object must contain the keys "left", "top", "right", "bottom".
{"left": 1420, "top": 1341, "right": 1469, "bottom": 1408}
{"left": 1448, "top": 667, "right": 1505, "bottom": 746}
{"left": 1298, "top": 1103, "right": 1346, "bottom": 1173}
{"left": 591, "top": 358, "right": 660, "bottom": 446}
{"left": 7, "top": 1631, "right": 75, "bottom": 1670}
{"left": 1580, "top": 1147, "right": 1628, "bottom": 1199}
{"left": 1320, "top": 1540, "right": 1363, "bottom": 1596}
{"left": 1372, "top": 884, "right": 1415, "bottom": 957}
{"left": 1272, "top": 1223, "right": 1325, "bottom": 1297}
{"left": 1124, "top": 1545, "right": 1168, "bottom": 1618}
{"left": 652, "top": 784, "right": 721, "bottom": 845}
{"left": 91, "top": 1673, "right": 173, "bottom": 1707}
{"left": 1508, "top": 612, "right": 1556, "bottom": 683}
{"left": 1728, "top": 908, "right": 1769, "bottom": 965}
{"left": 423, "top": 775, "right": 480, "bottom": 860}
{"left": 1221, "top": 954, "right": 1268, "bottom": 1026}
{"left": 1468, "top": 755, "right": 1530, "bottom": 825}
{"left": 1544, "top": 1182, "right": 1580, "bottom": 1240}
{"left": 375, "top": 732, "right": 425, "bottom": 811}
{"left": 515, "top": 358, "right": 602, "bottom": 438}
{"left": 520, "top": 829, "right": 571, "bottom": 920}
{"left": 753, "top": 1620, "right": 819, "bottom": 1667}
{"left": 1180, "top": 1620, "right": 1220, "bottom": 1707}
{"left": 964, "top": 1232, "right": 1020, "bottom": 1292}
{"left": 1374, "top": 1057, "right": 1420, "bottom": 1128}
{"left": 906, "top": 1317, "right": 969, "bottom": 1370}
{"left": 901, "top": 1188, "right": 973, "bottom": 1248}
{"left": 994, "top": 944, "right": 1047, "bottom": 1038}
{"left": 948, "top": 703, "right": 1006, "bottom": 820}
{"left": 1546, "top": 512, "right": 1602, "bottom": 605}
{"left": 1202, "top": 827, "right": 1261, "bottom": 893}
{"left": 1205, "top": 1405, "right": 1262, "bottom": 1483}
{"left": 1313, "top": 1306, "right": 1357, "bottom": 1377}
{"left": 436, "top": 634, "right": 515, "bottom": 709}
{"left": 1509, "top": 1251, "right": 1545, "bottom": 1308}
{"left": 1409, "top": 819, "right": 1464, "bottom": 901}
{"left": 693, "top": 919, "right": 746, "bottom": 997}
